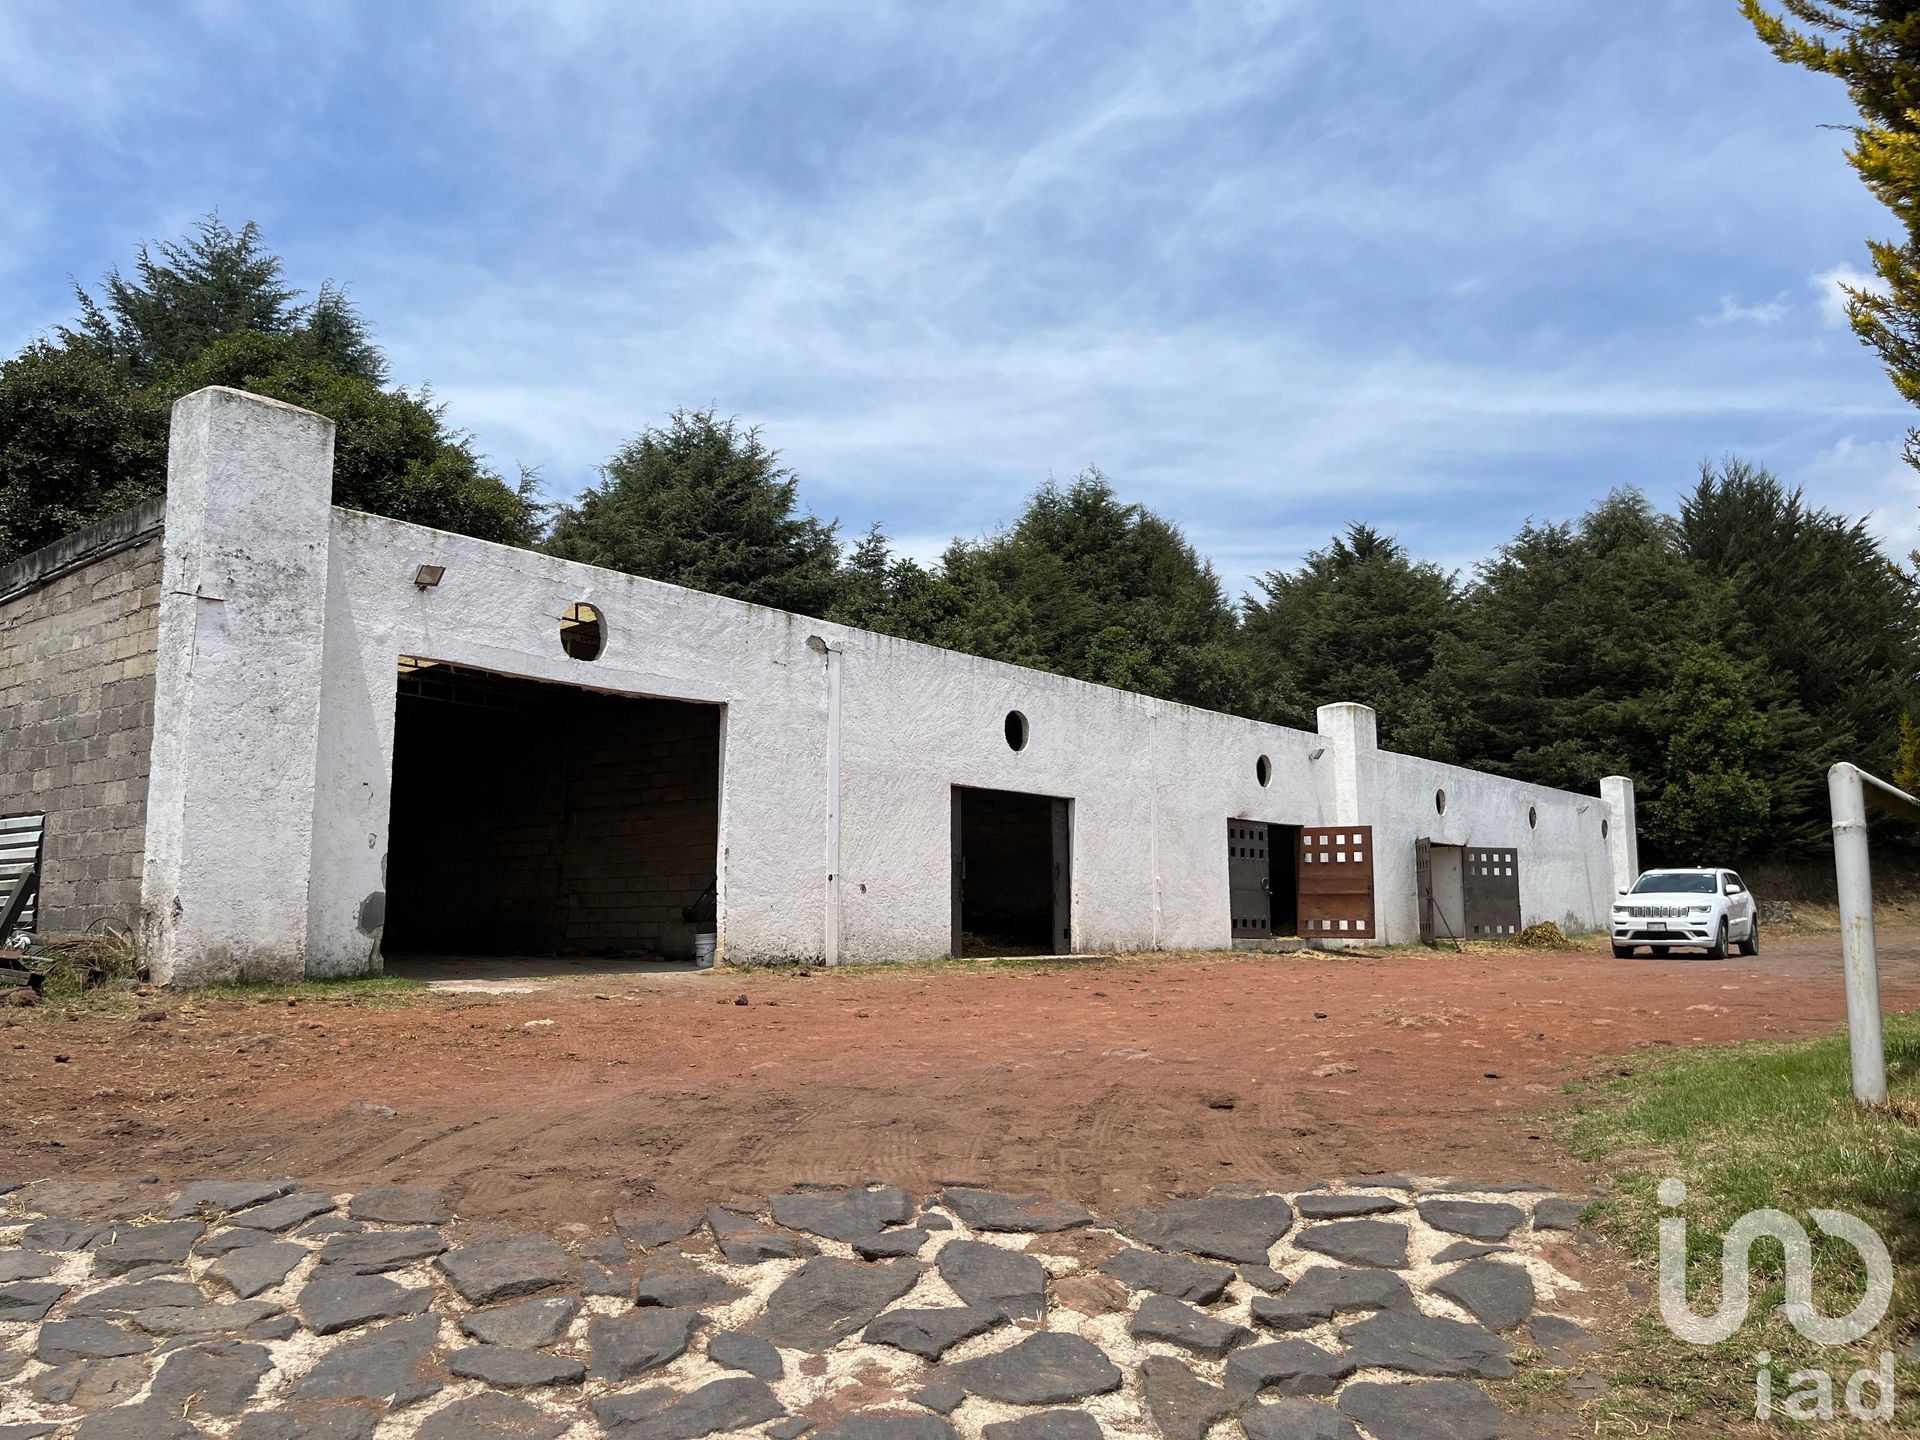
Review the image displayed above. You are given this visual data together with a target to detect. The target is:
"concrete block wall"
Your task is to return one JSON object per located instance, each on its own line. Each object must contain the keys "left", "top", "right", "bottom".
{"left": 383, "top": 678, "right": 720, "bottom": 958}
{"left": 0, "top": 505, "right": 165, "bottom": 935}
{"left": 563, "top": 695, "right": 720, "bottom": 957}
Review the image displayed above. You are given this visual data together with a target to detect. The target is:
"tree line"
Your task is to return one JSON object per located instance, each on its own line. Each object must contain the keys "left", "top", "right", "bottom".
{"left": 4, "top": 218, "right": 1916, "bottom": 866}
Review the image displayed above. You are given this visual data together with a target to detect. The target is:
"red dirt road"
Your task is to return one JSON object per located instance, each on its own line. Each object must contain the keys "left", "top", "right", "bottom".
{"left": 3, "top": 930, "right": 1914, "bottom": 1230}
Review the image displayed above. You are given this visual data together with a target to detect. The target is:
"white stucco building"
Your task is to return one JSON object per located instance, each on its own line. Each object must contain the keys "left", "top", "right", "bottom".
{"left": 0, "top": 388, "right": 1640, "bottom": 986}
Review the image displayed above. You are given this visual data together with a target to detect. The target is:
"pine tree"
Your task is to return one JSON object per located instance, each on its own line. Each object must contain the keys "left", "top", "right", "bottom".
{"left": 1243, "top": 523, "right": 1466, "bottom": 755}
{"left": 1743, "top": 2, "right": 1920, "bottom": 463}
{"left": 547, "top": 409, "right": 843, "bottom": 617}
{"left": 2, "top": 215, "right": 537, "bottom": 557}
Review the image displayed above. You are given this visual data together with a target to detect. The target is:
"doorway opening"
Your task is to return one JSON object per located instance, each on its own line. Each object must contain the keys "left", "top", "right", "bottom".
{"left": 383, "top": 660, "right": 721, "bottom": 965}
{"left": 1420, "top": 841, "right": 1467, "bottom": 942}
{"left": 1228, "top": 821, "right": 1303, "bottom": 942}
{"left": 1270, "top": 823, "right": 1300, "bottom": 936}
{"left": 951, "top": 786, "right": 1071, "bottom": 956}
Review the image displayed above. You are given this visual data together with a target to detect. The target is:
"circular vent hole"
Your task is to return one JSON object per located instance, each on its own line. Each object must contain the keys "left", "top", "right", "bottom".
{"left": 1005, "top": 710, "right": 1029, "bottom": 752}
{"left": 561, "top": 602, "right": 604, "bottom": 661}
{"left": 1528, "top": 805, "right": 1538, "bottom": 830}
{"left": 1256, "top": 755, "right": 1272, "bottom": 787}
{"left": 1435, "top": 788, "right": 1448, "bottom": 815}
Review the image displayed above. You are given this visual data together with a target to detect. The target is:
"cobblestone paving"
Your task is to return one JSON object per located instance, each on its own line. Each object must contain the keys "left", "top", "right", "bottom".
{"left": 0, "top": 1175, "right": 1601, "bottom": 1440}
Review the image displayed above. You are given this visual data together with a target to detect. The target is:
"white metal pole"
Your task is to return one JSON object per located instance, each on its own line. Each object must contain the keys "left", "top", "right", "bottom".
{"left": 1828, "top": 763, "right": 1888, "bottom": 1106}
{"left": 823, "top": 645, "right": 843, "bottom": 967}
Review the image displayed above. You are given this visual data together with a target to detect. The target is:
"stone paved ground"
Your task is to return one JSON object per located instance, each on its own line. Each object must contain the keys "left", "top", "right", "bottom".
{"left": 0, "top": 1175, "right": 1602, "bottom": 1440}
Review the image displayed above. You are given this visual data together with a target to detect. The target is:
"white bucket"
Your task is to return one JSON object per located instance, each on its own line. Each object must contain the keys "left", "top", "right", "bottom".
{"left": 693, "top": 933, "right": 717, "bottom": 969}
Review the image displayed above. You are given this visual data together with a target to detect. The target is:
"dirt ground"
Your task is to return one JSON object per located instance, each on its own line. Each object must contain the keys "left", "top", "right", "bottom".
{"left": 4, "top": 926, "right": 1914, "bottom": 1235}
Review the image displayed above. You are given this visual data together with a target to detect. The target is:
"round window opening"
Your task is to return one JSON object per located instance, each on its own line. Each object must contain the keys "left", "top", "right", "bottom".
{"left": 1004, "top": 710, "right": 1030, "bottom": 751}
{"left": 1435, "top": 788, "right": 1448, "bottom": 815}
{"left": 1528, "top": 805, "right": 1539, "bottom": 830}
{"left": 1256, "top": 755, "right": 1272, "bottom": 787}
{"left": 1602, "top": 817, "right": 1611, "bottom": 839}
{"left": 561, "top": 602, "right": 604, "bottom": 661}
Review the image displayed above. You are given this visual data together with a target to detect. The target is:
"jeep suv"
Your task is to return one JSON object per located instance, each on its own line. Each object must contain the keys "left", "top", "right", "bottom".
{"left": 1610, "top": 868, "right": 1758, "bottom": 959}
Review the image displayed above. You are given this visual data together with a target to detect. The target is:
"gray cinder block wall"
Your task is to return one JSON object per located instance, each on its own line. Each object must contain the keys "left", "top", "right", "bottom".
{"left": 0, "top": 499, "right": 166, "bottom": 935}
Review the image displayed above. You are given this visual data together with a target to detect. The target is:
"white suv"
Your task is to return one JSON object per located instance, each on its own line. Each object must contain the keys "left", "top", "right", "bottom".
{"left": 1610, "top": 868, "right": 1759, "bottom": 959}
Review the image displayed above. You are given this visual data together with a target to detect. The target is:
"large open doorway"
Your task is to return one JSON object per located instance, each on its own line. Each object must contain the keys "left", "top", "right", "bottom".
{"left": 950, "top": 786, "right": 1071, "bottom": 956}
{"left": 383, "top": 660, "right": 721, "bottom": 966}
{"left": 1228, "top": 821, "right": 1302, "bottom": 943}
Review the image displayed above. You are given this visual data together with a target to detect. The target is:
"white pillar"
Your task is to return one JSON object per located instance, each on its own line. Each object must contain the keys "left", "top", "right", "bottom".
{"left": 1315, "top": 702, "right": 1378, "bottom": 827}
{"left": 1829, "top": 764, "right": 1889, "bottom": 1106}
{"left": 139, "top": 388, "right": 336, "bottom": 986}
{"left": 1600, "top": 775, "right": 1639, "bottom": 894}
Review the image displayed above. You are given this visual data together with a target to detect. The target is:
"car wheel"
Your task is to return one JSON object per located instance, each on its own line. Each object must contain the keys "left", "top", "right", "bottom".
{"left": 1709, "top": 918, "right": 1730, "bottom": 959}
{"left": 1611, "top": 943, "right": 1634, "bottom": 959}
{"left": 1738, "top": 916, "right": 1759, "bottom": 956}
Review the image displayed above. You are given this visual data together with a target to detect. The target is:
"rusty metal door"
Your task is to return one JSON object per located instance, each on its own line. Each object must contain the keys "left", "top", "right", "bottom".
{"left": 1298, "top": 825, "right": 1375, "bottom": 940}
{"left": 1229, "top": 821, "right": 1272, "bottom": 940}
{"left": 1462, "top": 847, "right": 1521, "bottom": 937}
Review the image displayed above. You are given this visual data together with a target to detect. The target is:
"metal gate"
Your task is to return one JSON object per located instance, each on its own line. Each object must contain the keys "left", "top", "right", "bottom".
{"left": 1228, "top": 821, "right": 1271, "bottom": 940}
{"left": 0, "top": 813, "right": 45, "bottom": 935}
{"left": 1298, "top": 826, "right": 1375, "bottom": 939}
{"left": 1462, "top": 848, "right": 1521, "bottom": 937}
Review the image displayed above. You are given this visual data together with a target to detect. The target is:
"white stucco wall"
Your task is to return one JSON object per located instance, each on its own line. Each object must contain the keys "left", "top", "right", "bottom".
{"left": 141, "top": 389, "right": 336, "bottom": 986}
{"left": 138, "top": 389, "right": 1632, "bottom": 979}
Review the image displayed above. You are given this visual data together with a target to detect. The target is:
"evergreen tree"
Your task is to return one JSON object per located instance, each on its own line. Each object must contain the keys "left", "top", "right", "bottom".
{"left": 1676, "top": 457, "right": 1920, "bottom": 792}
{"left": 1243, "top": 523, "right": 1466, "bottom": 756}
{"left": 1643, "top": 649, "right": 1776, "bottom": 860}
{"left": 933, "top": 471, "right": 1247, "bottom": 710}
{"left": 177, "top": 332, "right": 540, "bottom": 545}
{"left": 547, "top": 409, "right": 842, "bottom": 616}
{"left": 1744, "top": 2, "right": 1920, "bottom": 465}
{"left": 1, "top": 215, "right": 537, "bottom": 558}
{"left": 62, "top": 216, "right": 386, "bottom": 385}
{"left": 0, "top": 343, "right": 168, "bottom": 565}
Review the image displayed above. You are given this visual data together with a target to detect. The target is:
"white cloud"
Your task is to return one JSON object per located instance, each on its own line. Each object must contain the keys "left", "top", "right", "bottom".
{"left": 1812, "top": 262, "right": 1889, "bottom": 328}
{"left": 1702, "top": 294, "right": 1788, "bottom": 326}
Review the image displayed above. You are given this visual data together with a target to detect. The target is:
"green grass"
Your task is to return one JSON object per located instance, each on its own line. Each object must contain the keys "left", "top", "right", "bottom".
{"left": 1564, "top": 1012, "right": 1920, "bottom": 1433}
{"left": 11, "top": 965, "right": 427, "bottom": 1021}
{"left": 191, "top": 973, "right": 428, "bottom": 1005}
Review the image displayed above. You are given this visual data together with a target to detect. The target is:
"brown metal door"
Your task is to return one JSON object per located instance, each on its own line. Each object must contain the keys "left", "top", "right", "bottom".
{"left": 1229, "top": 821, "right": 1272, "bottom": 940}
{"left": 1462, "top": 847, "right": 1521, "bottom": 937}
{"left": 1298, "top": 826, "right": 1375, "bottom": 939}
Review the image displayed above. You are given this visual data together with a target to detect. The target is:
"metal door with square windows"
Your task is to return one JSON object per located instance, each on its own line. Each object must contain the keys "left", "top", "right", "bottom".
{"left": 1462, "top": 847, "right": 1521, "bottom": 936}
{"left": 1229, "top": 821, "right": 1272, "bottom": 940}
{"left": 1297, "top": 826, "right": 1376, "bottom": 939}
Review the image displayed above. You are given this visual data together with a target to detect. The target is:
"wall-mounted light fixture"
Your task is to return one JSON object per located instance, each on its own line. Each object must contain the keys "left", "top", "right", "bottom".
{"left": 1576, "top": 802, "right": 1592, "bottom": 814}
{"left": 413, "top": 564, "right": 446, "bottom": 589}
{"left": 1308, "top": 745, "right": 1327, "bottom": 761}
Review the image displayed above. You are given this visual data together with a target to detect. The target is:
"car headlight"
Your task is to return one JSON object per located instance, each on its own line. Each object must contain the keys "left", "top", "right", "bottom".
{"left": 1689, "top": 905, "right": 1712, "bottom": 915}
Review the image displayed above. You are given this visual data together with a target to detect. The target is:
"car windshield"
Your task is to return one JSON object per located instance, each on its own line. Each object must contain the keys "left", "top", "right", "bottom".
{"left": 1631, "top": 872, "right": 1717, "bottom": 894}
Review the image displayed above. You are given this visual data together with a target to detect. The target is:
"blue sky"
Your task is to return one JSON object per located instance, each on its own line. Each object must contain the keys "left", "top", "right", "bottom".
{"left": 3, "top": 0, "right": 1913, "bottom": 596}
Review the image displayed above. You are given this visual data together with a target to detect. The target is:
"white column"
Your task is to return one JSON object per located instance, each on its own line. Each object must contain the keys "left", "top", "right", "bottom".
{"left": 139, "top": 388, "right": 336, "bottom": 986}
{"left": 1600, "top": 775, "right": 1639, "bottom": 893}
{"left": 1315, "top": 702, "right": 1378, "bottom": 827}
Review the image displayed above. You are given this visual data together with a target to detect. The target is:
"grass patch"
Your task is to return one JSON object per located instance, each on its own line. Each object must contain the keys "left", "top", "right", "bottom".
{"left": 1564, "top": 1013, "right": 1920, "bottom": 1433}
{"left": 191, "top": 973, "right": 428, "bottom": 1005}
